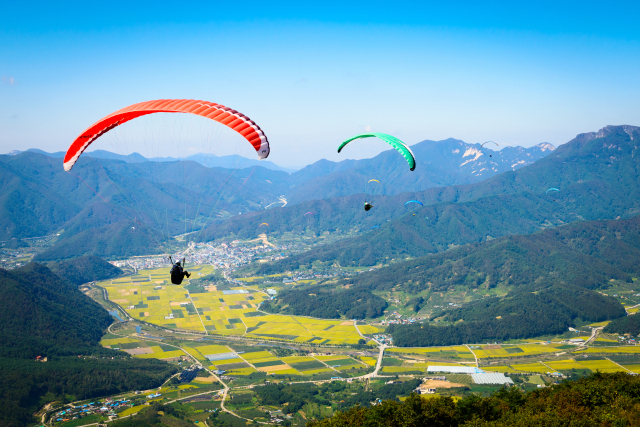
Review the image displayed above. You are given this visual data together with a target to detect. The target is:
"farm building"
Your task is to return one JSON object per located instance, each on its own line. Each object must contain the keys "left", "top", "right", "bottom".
{"left": 471, "top": 372, "right": 514, "bottom": 385}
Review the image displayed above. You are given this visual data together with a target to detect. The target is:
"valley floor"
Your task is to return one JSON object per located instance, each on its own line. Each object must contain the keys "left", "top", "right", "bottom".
{"left": 42, "top": 264, "right": 640, "bottom": 427}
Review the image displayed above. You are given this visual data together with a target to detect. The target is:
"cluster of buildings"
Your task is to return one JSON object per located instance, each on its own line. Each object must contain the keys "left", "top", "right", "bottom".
{"left": 53, "top": 398, "right": 132, "bottom": 423}
{"left": 373, "top": 334, "right": 394, "bottom": 345}
{"left": 110, "top": 241, "right": 289, "bottom": 273}
{"left": 0, "top": 250, "right": 25, "bottom": 269}
{"left": 381, "top": 312, "right": 419, "bottom": 326}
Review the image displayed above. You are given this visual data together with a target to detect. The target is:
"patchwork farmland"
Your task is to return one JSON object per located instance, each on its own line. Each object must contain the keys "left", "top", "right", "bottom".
{"left": 98, "top": 266, "right": 363, "bottom": 346}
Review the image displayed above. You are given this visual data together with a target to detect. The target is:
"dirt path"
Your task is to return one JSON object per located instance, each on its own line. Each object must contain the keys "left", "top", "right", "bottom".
{"left": 247, "top": 233, "right": 275, "bottom": 247}
{"left": 465, "top": 344, "right": 479, "bottom": 368}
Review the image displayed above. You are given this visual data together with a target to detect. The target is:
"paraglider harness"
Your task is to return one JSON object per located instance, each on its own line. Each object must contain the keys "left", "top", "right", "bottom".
{"left": 364, "top": 201, "right": 373, "bottom": 211}
{"left": 169, "top": 256, "right": 190, "bottom": 285}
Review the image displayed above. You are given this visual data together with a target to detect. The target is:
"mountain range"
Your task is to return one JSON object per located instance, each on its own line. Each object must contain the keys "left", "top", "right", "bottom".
{"left": 1, "top": 137, "right": 554, "bottom": 260}
{"left": 285, "top": 139, "right": 554, "bottom": 203}
{"left": 13, "top": 149, "right": 297, "bottom": 173}
{"left": 245, "top": 125, "right": 640, "bottom": 270}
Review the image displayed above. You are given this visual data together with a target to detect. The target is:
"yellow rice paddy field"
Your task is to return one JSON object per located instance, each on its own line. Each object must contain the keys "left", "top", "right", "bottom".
{"left": 484, "top": 358, "right": 631, "bottom": 374}
{"left": 98, "top": 267, "right": 362, "bottom": 345}
{"left": 471, "top": 343, "right": 569, "bottom": 359}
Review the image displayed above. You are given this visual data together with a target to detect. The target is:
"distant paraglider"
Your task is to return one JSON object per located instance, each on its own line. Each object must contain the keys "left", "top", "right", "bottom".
{"left": 481, "top": 141, "right": 499, "bottom": 157}
{"left": 405, "top": 200, "right": 423, "bottom": 207}
{"left": 371, "top": 225, "right": 380, "bottom": 230}
{"left": 546, "top": 187, "right": 560, "bottom": 201}
{"left": 364, "top": 179, "right": 382, "bottom": 210}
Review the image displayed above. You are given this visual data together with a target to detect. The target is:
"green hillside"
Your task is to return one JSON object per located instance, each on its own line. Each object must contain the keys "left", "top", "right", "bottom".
{"left": 388, "top": 284, "right": 624, "bottom": 346}
{"left": 603, "top": 315, "right": 640, "bottom": 337}
{"left": 265, "top": 215, "right": 640, "bottom": 343}
{"left": 0, "top": 263, "right": 175, "bottom": 426}
{"left": 0, "top": 138, "right": 551, "bottom": 246}
{"left": 48, "top": 255, "right": 123, "bottom": 285}
{"left": 34, "top": 219, "right": 166, "bottom": 261}
{"left": 341, "top": 214, "right": 640, "bottom": 295}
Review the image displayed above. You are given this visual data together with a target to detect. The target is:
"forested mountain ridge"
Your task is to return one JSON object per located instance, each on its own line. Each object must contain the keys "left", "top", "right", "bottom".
{"left": 250, "top": 125, "right": 640, "bottom": 269}
{"left": 336, "top": 214, "right": 640, "bottom": 295}
{"left": 34, "top": 218, "right": 167, "bottom": 261}
{"left": 18, "top": 148, "right": 297, "bottom": 173}
{"left": 0, "top": 262, "right": 112, "bottom": 358}
{"left": 0, "top": 151, "right": 291, "bottom": 241}
{"left": 0, "top": 263, "right": 175, "bottom": 426}
{"left": 387, "top": 283, "right": 625, "bottom": 346}
{"left": 264, "top": 214, "right": 639, "bottom": 336}
{"left": 47, "top": 255, "right": 123, "bottom": 285}
{"left": 1, "top": 125, "right": 633, "bottom": 262}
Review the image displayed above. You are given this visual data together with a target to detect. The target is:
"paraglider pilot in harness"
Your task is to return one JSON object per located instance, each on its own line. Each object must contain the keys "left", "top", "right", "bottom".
{"left": 169, "top": 256, "right": 191, "bottom": 285}
{"left": 364, "top": 201, "right": 373, "bottom": 211}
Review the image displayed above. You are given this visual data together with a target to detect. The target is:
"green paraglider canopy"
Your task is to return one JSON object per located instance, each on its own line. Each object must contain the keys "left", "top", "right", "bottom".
{"left": 338, "top": 133, "right": 416, "bottom": 171}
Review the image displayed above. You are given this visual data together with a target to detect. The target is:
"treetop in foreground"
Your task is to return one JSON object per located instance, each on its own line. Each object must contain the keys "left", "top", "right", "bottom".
{"left": 308, "top": 372, "right": 640, "bottom": 427}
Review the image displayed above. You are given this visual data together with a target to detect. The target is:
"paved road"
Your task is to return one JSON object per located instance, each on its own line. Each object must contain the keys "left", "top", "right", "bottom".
{"left": 584, "top": 327, "right": 604, "bottom": 346}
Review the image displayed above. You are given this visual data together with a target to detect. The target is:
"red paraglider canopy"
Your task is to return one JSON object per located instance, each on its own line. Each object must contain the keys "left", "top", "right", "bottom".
{"left": 63, "top": 99, "right": 270, "bottom": 171}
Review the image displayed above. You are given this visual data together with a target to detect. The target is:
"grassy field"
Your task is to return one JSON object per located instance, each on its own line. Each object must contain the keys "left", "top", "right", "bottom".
{"left": 588, "top": 320, "right": 611, "bottom": 327}
{"left": 116, "top": 338, "right": 368, "bottom": 378}
{"left": 621, "top": 363, "right": 640, "bottom": 373}
{"left": 134, "top": 345, "right": 185, "bottom": 360}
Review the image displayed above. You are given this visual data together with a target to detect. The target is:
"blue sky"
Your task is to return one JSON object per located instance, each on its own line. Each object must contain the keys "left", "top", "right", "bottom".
{"left": 1, "top": 1, "right": 639, "bottom": 168}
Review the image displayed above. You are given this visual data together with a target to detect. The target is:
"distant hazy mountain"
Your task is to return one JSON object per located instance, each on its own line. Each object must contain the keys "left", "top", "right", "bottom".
{"left": 11, "top": 148, "right": 297, "bottom": 173}
{"left": 7, "top": 139, "right": 553, "bottom": 207}
{"left": 0, "top": 152, "right": 292, "bottom": 245}
{"left": 285, "top": 139, "right": 554, "bottom": 203}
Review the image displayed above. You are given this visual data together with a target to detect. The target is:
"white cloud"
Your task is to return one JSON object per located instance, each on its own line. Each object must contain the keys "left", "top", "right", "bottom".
{"left": 2, "top": 76, "right": 15, "bottom": 85}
